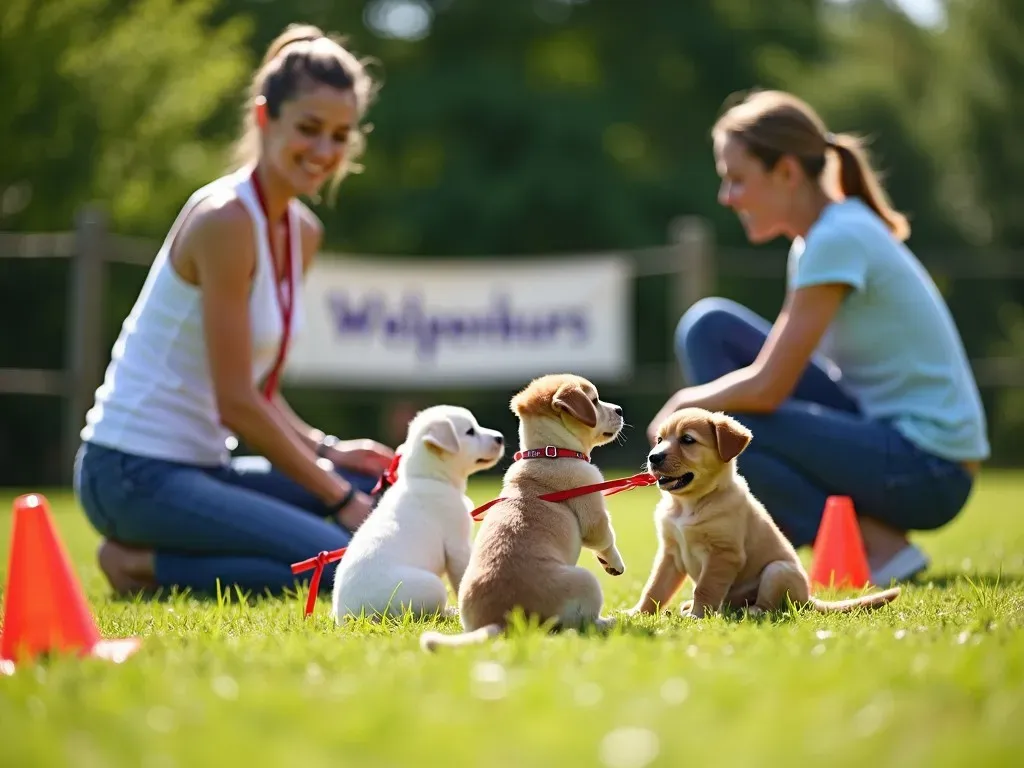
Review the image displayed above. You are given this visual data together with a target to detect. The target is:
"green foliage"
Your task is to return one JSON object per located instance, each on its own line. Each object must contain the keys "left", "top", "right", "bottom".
{"left": 939, "top": 0, "right": 1024, "bottom": 249}
{"left": 0, "top": 0, "right": 252, "bottom": 235}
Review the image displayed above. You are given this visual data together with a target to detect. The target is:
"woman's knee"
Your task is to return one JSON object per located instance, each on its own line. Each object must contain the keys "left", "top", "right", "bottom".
{"left": 674, "top": 297, "right": 760, "bottom": 379}
{"left": 675, "top": 296, "right": 757, "bottom": 364}
{"left": 675, "top": 296, "right": 774, "bottom": 348}
{"left": 675, "top": 297, "right": 741, "bottom": 349}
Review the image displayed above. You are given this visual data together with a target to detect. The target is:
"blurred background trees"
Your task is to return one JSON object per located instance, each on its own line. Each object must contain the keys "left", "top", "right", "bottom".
{"left": 1, "top": 0, "right": 1020, "bottom": 483}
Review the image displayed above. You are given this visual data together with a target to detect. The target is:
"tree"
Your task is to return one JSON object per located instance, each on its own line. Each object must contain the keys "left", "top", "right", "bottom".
{"left": 934, "top": 0, "right": 1024, "bottom": 460}
{"left": 0, "top": 0, "right": 252, "bottom": 235}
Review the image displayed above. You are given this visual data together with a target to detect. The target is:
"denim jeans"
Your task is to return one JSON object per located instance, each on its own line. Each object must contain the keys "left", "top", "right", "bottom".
{"left": 674, "top": 297, "right": 975, "bottom": 548}
{"left": 73, "top": 440, "right": 380, "bottom": 597}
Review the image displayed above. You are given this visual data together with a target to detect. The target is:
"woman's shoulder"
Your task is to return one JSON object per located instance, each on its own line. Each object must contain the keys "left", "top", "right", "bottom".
{"left": 802, "top": 198, "right": 901, "bottom": 263}
{"left": 171, "top": 187, "right": 258, "bottom": 281}
{"left": 179, "top": 189, "right": 257, "bottom": 253}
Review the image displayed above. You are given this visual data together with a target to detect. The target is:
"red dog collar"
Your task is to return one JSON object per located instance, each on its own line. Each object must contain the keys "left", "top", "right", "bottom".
{"left": 513, "top": 446, "right": 590, "bottom": 462}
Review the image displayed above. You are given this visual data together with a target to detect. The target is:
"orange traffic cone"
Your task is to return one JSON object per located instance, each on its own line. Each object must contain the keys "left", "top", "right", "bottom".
{"left": 0, "top": 493, "right": 141, "bottom": 675}
{"left": 809, "top": 495, "right": 870, "bottom": 591}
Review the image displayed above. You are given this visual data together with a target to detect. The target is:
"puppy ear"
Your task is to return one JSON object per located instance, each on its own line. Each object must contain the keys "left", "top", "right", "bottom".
{"left": 553, "top": 384, "right": 598, "bottom": 429}
{"left": 422, "top": 419, "right": 461, "bottom": 455}
{"left": 710, "top": 414, "right": 751, "bottom": 462}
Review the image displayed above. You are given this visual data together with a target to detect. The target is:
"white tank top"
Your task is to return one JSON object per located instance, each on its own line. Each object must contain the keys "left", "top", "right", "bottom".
{"left": 81, "top": 167, "right": 305, "bottom": 466}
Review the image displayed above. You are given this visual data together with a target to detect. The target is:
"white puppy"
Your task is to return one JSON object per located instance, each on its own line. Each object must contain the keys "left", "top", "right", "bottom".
{"left": 331, "top": 405, "right": 505, "bottom": 623}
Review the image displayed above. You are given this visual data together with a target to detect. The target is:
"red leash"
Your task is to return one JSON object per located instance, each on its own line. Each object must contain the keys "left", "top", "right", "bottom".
{"left": 371, "top": 452, "right": 401, "bottom": 496}
{"left": 250, "top": 169, "right": 295, "bottom": 402}
{"left": 290, "top": 549, "right": 347, "bottom": 617}
{"left": 470, "top": 470, "right": 657, "bottom": 521}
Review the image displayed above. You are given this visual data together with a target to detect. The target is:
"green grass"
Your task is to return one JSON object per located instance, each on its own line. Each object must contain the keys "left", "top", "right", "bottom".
{"left": 1, "top": 471, "right": 1023, "bottom": 768}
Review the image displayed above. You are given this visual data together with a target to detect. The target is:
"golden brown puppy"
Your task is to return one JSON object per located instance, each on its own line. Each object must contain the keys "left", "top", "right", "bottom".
{"left": 420, "top": 373, "right": 626, "bottom": 651}
{"left": 628, "top": 407, "right": 900, "bottom": 619}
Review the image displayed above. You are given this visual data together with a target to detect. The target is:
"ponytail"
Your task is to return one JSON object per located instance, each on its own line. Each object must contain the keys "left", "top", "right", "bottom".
{"left": 831, "top": 134, "right": 910, "bottom": 242}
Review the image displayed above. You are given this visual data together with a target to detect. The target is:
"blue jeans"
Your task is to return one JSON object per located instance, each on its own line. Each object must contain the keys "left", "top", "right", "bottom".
{"left": 73, "top": 440, "right": 379, "bottom": 597}
{"left": 674, "top": 297, "right": 975, "bottom": 548}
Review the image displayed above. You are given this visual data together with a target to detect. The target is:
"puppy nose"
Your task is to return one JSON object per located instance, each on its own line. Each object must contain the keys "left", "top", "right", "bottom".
{"left": 613, "top": 406, "right": 623, "bottom": 416}
{"left": 493, "top": 435, "right": 503, "bottom": 445}
{"left": 648, "top": 451, "right": 665, "bottom": 467}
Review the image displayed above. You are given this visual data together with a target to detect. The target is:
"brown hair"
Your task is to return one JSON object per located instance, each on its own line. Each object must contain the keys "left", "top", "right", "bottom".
{"left": 713, "top": 90, "right": 910, "bottom": 241}
{"left": 231, "top": 23, "right": 379, "bottom": 200}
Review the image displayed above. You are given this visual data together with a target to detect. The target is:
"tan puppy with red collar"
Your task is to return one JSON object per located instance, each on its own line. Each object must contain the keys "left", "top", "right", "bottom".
{"left": 420, "top": 374, "right": 626, "bottom": 651}
{"left": 629, "top": 407, "right": 900, "bottom": 618}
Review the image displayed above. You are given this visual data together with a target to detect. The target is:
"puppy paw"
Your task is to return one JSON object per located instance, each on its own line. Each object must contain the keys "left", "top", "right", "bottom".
{"left": 596, "top": 549, "right": 626, "bottom": 576}
{"left": 621, "top": 602, "right": 658, "bottom": 618}
{"left": 679, "top": 606, "right": 707, "bottom": 620}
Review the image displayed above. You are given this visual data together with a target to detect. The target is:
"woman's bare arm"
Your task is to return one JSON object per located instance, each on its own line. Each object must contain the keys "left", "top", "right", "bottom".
{"left": 647, "top": 283, "right": 850, "bottom": 440}
{"left": 181, "top": 198, "right": 351, "bottom": 505}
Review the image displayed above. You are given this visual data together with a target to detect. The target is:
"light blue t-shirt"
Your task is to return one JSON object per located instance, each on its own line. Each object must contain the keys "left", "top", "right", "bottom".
{"left": 787, "top": 198, "right": 990, "bottom": 462}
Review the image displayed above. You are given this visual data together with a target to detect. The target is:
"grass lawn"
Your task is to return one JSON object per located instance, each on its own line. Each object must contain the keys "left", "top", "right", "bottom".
{"left": 1, "top": 470, "right": 1022, "bottom": 767}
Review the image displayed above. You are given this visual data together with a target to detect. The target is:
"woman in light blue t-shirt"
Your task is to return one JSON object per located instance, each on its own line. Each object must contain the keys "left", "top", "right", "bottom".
{"left": 648, "top": 90, "right": 989, "bottom": 586}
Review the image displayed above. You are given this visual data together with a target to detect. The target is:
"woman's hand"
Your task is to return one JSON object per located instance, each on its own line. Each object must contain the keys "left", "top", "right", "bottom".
{"left": 335, "top": 489, "right": 375, "bottom": 530}
{"left": 647, "top": 390, "right": 691, "bottom": 445}
{"left": 322, "top": 438, "right": 395, "bottom": 477}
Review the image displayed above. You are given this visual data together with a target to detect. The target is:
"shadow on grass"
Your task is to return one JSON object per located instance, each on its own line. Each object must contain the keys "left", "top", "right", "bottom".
{"left": 103, "top": 582, "right": 312, "bottom": 608}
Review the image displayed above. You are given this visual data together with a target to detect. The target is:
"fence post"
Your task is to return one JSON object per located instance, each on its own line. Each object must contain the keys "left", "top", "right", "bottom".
{"left": 62, "top": 205, "right": 107, "bottom": 483}
{"left": 667, "top": 215, "right": 715, "bottom": 387}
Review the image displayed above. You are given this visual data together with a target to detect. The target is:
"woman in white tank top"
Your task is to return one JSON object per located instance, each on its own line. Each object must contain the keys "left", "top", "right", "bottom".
{"left": 73, "top": 24, "right": 394, "bottom": 599}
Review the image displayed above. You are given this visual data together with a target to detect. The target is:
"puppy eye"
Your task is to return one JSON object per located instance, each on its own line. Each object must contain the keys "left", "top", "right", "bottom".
{"left": 655, "top": 436, "right": 662, "bottom": 444}
{"left": 466, "top": 427, "right": 476, "bottom": 436}
{"left": 681, "top": 434, "right": 695, "bottom": 445}
{"left": 590, "top": 397, "right": 598, "bottom": 405}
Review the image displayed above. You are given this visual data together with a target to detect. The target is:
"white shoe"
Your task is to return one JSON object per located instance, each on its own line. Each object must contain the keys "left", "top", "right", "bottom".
{"left": 871, "top": 543, "right": 930, "bottom": 586}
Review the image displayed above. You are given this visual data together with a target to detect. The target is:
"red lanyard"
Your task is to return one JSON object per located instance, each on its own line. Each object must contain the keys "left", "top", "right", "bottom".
{"left": 250, "top": 170, "right": 294, "bottom": 401}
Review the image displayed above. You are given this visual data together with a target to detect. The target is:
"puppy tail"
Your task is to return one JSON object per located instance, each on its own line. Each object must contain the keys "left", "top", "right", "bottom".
{"left": 419, "top": 623, "right": 502, "bottom": 653}
{"left": 809, "top": 586, "right": 901, "bottom": 613}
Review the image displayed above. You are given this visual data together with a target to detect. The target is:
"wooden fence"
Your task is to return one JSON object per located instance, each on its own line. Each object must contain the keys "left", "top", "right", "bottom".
{"left": 0, "top": 206, "right": 163, "bottom": 482}
{"left": 1, "top": 209, "right": 1021, "bottom": 483}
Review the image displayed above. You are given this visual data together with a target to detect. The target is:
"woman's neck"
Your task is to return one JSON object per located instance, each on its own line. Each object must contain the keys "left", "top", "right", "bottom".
{"left": 786, "top": 184, "right": 837, "bottom": 241}
{"left": 252, "top": 162, "right": 292, "bottom": 224}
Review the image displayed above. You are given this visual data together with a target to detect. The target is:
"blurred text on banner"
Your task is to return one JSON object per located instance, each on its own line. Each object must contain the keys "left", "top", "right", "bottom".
{"left": 284, "top": 254, "right": 633, "bottom": 387}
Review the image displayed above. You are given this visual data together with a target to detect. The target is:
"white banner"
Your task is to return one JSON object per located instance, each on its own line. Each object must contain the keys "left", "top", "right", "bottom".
{"left": 283, "top": 254, "right": 633, "bottom": 387}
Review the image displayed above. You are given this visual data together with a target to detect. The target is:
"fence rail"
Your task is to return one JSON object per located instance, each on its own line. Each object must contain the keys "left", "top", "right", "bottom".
{"left": 3, "top": 207, "right": 1023, "bottom": 482}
